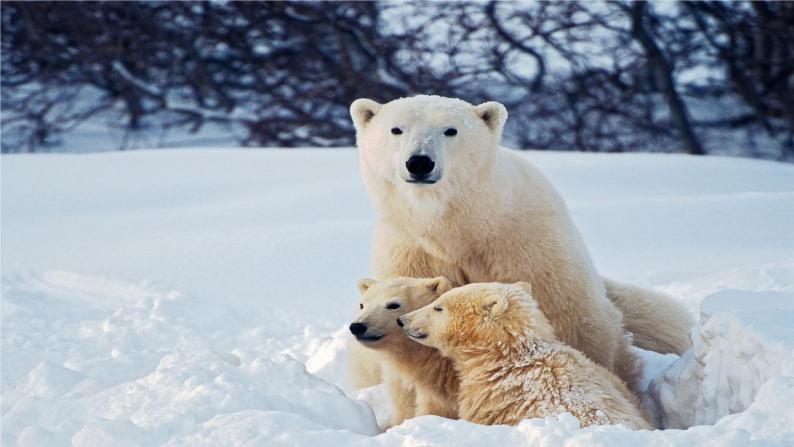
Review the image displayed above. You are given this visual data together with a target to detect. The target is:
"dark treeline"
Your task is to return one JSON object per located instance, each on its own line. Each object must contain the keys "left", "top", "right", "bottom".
{"left": 2, "top": 1, "right": 792, "bottom": 159}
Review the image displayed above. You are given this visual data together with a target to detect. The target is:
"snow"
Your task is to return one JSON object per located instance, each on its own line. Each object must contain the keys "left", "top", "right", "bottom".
{"left": 649, "top": 290, "right": 794, "bottom": 429}
{"left": 2, "top": 149, "right": 794, "bottom": 446}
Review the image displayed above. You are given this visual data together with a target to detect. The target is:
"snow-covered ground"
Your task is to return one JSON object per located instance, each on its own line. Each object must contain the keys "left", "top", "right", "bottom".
{"left": 2, "top": 149, "right": 793, "bottom": 446}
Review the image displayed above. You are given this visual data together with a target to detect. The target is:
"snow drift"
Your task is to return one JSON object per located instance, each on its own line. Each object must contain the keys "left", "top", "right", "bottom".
{"left": 2, "top": 149, "right": 793, "bottom": 446}
{"left": 650, "top": 290, "right": 794, "bottom": 429}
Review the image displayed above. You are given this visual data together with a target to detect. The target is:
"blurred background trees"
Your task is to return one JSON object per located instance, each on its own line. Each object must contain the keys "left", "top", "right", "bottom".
{"left": 2, "top": 0, "right": 792, "bottom": 160}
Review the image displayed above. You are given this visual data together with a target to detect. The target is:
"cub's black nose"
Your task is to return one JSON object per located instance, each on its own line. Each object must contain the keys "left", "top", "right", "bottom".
{"left": 349, "top": 322, "right": 367, "bottom": 336}
{"left": 396, "top": 317, "right": 404, "bottom": 327}
{"left": 406, "top": 155, "right": 435, "bottom": 177}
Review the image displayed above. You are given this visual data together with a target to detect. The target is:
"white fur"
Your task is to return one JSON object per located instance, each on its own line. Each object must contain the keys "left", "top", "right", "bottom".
{"left": 348, "top": 277, "right": 458, "bottom": 428}
{"left": 349, "top": 95, "right": 692, "bottom": 389}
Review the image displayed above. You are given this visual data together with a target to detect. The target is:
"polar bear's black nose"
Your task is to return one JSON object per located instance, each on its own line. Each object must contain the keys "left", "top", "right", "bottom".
{"left": 406, "top": 155, "right": 435, "bottom": 177}
{"left": 349, "top": 322, "right": 367, "bottom": 335}
{"left": 396, "top": 317, "right": 404, "bottom": 327}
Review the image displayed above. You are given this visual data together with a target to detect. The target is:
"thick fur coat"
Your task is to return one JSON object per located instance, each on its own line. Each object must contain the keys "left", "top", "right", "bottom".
{"left": 400, "top": 282, "right": 652, "bottom": 430}
{"left": 349, "top": 95, "right": 693, "bottom": 389}
{"left": 350, "top": 277, "right": 459, "bottom": 427}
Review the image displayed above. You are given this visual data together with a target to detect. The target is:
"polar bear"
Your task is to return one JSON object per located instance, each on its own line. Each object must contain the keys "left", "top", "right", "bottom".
{"left": 349, "top": 95, "right": 693, "bottom": 388}
{"left": 349, "top": 277, "right": 458, "bottom": 427}
{"left": 399, "top": 282, "right": 652, "bottom": 430}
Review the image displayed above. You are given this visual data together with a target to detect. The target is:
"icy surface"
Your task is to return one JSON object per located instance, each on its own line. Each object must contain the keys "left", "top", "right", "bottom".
{"left": 2, "top": 149, "right": 794, "bottom": 446}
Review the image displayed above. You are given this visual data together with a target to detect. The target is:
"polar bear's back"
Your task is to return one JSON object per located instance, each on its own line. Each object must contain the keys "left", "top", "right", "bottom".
{"left": 457, "top": 339, "right": 652, "bottom": 430}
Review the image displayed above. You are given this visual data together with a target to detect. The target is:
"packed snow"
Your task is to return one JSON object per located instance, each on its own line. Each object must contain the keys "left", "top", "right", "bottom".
{"left": 650, "top": 289, "right": 794, "bottom": 429}
{"left": 2, "top": 149, "right": 793, "bottom": 446}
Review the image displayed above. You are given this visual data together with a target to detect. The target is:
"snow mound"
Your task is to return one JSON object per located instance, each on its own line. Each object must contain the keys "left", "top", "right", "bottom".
{"left": 650, "top": 290, "right": 794, "bottom": 429}
{"left": 1, "top": 271, "right": 378, "bottom": 446}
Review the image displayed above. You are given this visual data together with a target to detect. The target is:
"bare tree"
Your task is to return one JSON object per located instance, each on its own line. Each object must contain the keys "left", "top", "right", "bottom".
{"left": 2, "top": 1, "right": 792, "bottom": 160}
{"left": 684, "top": 1, "right": 794, "bottom": 158}
{"left": 627, "top": 1, "right": 704, "bottom": 155}
{"left": 1, "top": 1, "right": 442, "bottom": 150}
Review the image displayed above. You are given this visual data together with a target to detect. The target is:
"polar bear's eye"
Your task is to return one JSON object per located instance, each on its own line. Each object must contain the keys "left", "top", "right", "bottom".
{"left": 444, "top": 128, "right": 457, "bottom": 137}
{"left": 391, "top": 127, "right": 403, "bottom": 135}
{"left": 433, "top": 306, "right": 443, "bottom": 312}
{"left": 386, "top": 302, "right": 401, "bottom": 310}
{"left": 359, "top": 303, "right": 363, "bottom": 310}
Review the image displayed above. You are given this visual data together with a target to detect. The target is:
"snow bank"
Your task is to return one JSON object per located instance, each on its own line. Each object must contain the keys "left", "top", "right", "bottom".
{"left": 1, "top": 271, "right": 378, "bottom": 447}
{"left": 2, "top": 150, "right": 794, "bottom": 446}
{"left": 650, "top": 290, "right": 794, "bottom": 429}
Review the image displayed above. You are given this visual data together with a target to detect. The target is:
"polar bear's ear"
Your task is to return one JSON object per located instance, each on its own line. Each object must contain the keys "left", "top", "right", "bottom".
{"left": 425, "top": 277, "right": 451, "bottom": 295}
{"left": 350, "top": 99, "right": 382, "bottom": 130}
{"left": 474, "top": 101, "right": 508, "bottom": 135}
{"left": 482, "top": 293, "right": 509, "bottom": 318}
{"left": 514, "top": 282, "right": 533, "bottom": 296}
{"left": 357, "top": 278, "right": 376, "bottom": 295}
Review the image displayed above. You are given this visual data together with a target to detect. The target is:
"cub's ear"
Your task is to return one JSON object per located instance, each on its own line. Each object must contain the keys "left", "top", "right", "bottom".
{"left": 474, "top": 101, "right": 508, "bottom": 135}
{"left": 514, "top": 281, "right": 533, "bottom": 296}
{"left": 350, "top": 98, "right": 382, "bottom": 130}
{"left": 357, "top": 278, "right": 376, "bottom": 295}
{"left": 482, "top": 293, "right": 509, "bottom": 318}
{"left": 424, "top": 276, "right": 451, "bottom": 295}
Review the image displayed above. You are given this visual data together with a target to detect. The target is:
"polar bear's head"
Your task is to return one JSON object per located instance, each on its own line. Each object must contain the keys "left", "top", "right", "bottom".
{"left": 349, "top": 276, "right": 451, "bottom": 350}
{"left": 398, "top": 282, "right": 556, "bottom": 357}
{"left": 350, "top": 95, "right": 507, "bottom": 206}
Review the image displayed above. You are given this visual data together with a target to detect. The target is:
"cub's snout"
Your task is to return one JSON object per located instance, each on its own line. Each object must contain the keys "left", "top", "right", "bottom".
{"left": 349, "top": 322, "right": 367, "bottom": 335}
{"left": 398, "top": 313, "right": 428, "bottom": 341}
{"left": 349, "top": 321, "right": 383, "bottom": 342}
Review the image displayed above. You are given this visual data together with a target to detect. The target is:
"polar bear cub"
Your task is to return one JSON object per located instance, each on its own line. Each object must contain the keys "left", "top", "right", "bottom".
{"left": 349, "top": 277, "right": 459, "bottom": 427}
{"left": 399, "top": 282, "right": 651, "bottom": 430}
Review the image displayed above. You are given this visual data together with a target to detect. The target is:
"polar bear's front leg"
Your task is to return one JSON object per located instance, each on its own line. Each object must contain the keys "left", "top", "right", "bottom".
{"left": 415, "top": 388, "right": 457, "bottom": 419}
{"left": 384, "top": 374, "right": 417, "bottom": 428}
{"left": 347, "top": 338, "right": 382, "bottom": 389}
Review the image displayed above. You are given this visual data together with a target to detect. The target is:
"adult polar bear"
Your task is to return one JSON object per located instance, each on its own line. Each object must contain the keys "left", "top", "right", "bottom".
{"left": 349, "top": 95, "right": 693, "bottom": 388}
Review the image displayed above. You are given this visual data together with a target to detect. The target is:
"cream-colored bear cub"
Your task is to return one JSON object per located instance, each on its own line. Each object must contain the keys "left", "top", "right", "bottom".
{"left": 399, "top": 282, "right": 651, "bottom": 430}
{"left": 350, "top": 277, "right": 459, "bottom": 427}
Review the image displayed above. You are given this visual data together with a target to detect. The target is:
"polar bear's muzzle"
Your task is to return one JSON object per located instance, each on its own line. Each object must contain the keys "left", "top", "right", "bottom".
{"left": 398, "top": 316, "right": 428, "bottom": 340}
{"left": 402, "top": 327, "right": 427, "bottom": 340}
{"left": 405, "top": 154, "right": 439, "bottom": 184}
{"left": 349, "top": 321, "right": 384, "bottom": 343}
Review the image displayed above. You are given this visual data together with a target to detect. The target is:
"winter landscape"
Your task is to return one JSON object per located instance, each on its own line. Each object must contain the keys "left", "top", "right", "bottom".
{"left": 2, "top": 148, "right": 793, "bottom": 446}
{"left": 3, "top": 1, "right": 794, "bottom": 445}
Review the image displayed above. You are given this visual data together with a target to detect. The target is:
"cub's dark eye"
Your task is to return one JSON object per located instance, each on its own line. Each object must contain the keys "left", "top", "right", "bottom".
{"left": 391, "top": 127, "right": 403, "bottom": 135}
{"left": 359, "top": 303, "right": 363, "bottom": 309}
{"left": 434, "top": 306, "right": 443, "bottom": 312}
{"left": 444, "top": 128, "right": 457, "bottom": 137}
{"left": 386, "top": 303, "right": 401, "bottom": 310}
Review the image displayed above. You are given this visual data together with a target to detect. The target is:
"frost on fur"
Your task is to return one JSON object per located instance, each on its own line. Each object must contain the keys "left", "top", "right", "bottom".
{"left": 401, "top": 282, "right": 652, "bottom": 430}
